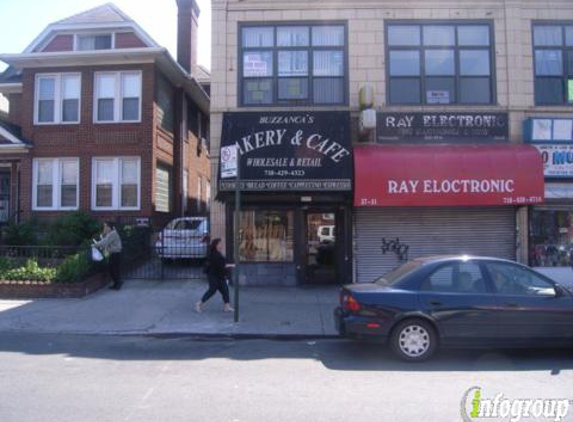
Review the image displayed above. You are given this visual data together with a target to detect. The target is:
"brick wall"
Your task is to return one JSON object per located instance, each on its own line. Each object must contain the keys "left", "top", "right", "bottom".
{"left": 40, "top": 35, "right": 74, "bottom": 52}
{"left": 115, "top": 32, "right": 147, "bottom": 49}
{"left": 151, "top": 88, "right": 210, "bottom": 221}
{"left": 19, "top": 63, "right": 156, "bottom": 222}
{"left": 7, "top": 93, "right": 22, "bottom": 127}
{"left": 13, "top": 58, "right": 209, "bottom": 230}
{"left": 185, "top": 129, "right": 210, "bottom": 215}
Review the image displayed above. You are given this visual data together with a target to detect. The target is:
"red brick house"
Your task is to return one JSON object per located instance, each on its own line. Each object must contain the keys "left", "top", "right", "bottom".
{"left": 0, "top": 1, "right": 210, "bottom": 229}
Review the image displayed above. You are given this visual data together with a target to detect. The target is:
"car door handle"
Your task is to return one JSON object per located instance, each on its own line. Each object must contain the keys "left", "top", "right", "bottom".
{"left": 429, "top": 300, "right": 442, "bottom": 306}
{"left": 504, "top": 302, "right": 519, "bottom": 308}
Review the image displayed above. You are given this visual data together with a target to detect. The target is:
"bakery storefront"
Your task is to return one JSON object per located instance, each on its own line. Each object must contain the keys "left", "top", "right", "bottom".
{"left": 527, "top": 117, "right": 573, "bottom": 284}
{"left": 218, "top": 111, "right": 353, "bottom": 286}
{"left": 352, "top": 112, "right": 545, "bottom": 283}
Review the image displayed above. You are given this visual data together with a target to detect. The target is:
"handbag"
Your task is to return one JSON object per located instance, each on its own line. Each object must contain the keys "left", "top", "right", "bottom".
{"left": 91, "top": 246, "right": 104, "bottom": 262}
{"left": 202, "top": 260, "right": 210, "bottom": 274}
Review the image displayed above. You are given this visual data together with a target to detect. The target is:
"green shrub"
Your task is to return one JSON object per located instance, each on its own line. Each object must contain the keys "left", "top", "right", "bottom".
{"left": 55, "top": 251, "right": 91, "bottom": 284}
{"left": 2, "top": 220, "right": 38, "bottom": 245}
{"left": 45, "top": 211, "right": 101, "bottom": 247}
{"left": 0, "top": 257, "right": 14, "bottom": 272}
{"left": 3, "top": 259, "right": 57, "bottom": 283}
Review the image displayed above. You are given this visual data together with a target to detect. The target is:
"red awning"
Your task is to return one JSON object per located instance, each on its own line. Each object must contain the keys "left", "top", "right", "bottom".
{"left": 354, "top": 144, "right": 544, "bottom": 207}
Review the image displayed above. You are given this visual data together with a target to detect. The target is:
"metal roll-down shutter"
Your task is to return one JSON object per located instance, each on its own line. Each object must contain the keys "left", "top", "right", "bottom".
{"left": 354, "top": 207, "right": 516, "bottom": 283}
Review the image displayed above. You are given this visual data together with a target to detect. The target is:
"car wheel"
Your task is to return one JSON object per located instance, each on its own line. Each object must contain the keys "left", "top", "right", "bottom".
{"left": 390, "top": 319, "right": 437, "bottom": 362}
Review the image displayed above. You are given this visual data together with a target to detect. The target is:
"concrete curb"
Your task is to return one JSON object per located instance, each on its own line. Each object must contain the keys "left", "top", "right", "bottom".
{"left": 0, "top": 330, "right": 341, "bottom": 341}
{"left": 147, "top": 333, "right": 342, "bottom": 341}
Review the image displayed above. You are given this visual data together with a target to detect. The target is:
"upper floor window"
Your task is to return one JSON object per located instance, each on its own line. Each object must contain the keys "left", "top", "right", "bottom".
{"left": 533, "top": 23, "right": 573, "bottom": 105}
{"left": 35, "top": 73, "right": 80, "bottom": 124}
{"left": 386, "top": 22, "right": 495, "bottom": 105}
{"left": 240, "top": 23, "right": 347, "bottom": 106}
{"left": 94, "top": 71, "right": 142, "bottom": 123}
{"left": 77, "top": 34, "right": 113, "bottom": 51}
{"left": 33, "top": 158, "right": 79, "bottom": 211}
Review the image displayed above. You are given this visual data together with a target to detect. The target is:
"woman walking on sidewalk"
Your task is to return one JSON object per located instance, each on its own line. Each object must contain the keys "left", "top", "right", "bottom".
{"left": 94, "top": 221, "right": 123, "bottom": 290}
{"left": 196, "top": 238, "right": 234, "bottom": 313}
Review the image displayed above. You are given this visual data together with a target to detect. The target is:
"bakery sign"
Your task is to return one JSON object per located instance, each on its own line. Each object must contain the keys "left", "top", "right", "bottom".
{"left": 219, "top": 111, "right": 352, "bottom": 192}
{"left": 377, "top": 112, "right": 509, "bottom": 142}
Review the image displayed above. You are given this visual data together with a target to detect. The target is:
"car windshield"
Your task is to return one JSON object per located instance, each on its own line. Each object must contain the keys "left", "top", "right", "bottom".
{"left": 166, "top": 220, "right": 203, "bottom": 230}
{"left": 374, "top": 260, "right": 422, "bottom": 286}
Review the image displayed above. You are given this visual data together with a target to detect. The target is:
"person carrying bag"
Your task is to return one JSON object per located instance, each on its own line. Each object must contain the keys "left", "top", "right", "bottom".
{"left": 94, "top": 221, "right": 123, "bottom": 290}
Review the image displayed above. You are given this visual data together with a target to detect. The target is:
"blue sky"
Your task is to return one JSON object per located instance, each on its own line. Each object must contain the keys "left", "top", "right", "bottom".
{"left": 0, "top": 0, "right": 212, "bottom": 72}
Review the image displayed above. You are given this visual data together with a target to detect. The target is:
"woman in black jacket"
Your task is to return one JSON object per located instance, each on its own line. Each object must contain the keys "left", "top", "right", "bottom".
{"left": 196, "top": 238, "right": 234, "bottom": 313}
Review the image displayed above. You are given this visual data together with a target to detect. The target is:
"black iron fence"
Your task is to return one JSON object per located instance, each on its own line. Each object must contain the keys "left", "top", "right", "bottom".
{"left": 0, "top": 245, "right": 80, "bottom": 267}
{"left": 0, "top": 244, "right": 106, "bottom": 284}
{"left": 117, "top": 219, "right": 209, "bottom": 282}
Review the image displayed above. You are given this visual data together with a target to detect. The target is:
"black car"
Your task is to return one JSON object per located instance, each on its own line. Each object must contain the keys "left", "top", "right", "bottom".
{"left": 334, "top": 256, "right": 573, "bottom": 362}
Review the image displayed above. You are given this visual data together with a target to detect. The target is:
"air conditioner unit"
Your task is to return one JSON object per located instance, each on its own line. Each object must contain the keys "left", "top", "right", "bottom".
{"left": 359, "top": 109, "right": 377, "bottom": 132}
{"left": 359, "top": 85, "right": 375, "bottom": 110}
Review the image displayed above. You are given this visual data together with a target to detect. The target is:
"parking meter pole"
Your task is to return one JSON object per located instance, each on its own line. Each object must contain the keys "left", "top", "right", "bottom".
{"left": 233, "top": 152, "right": 240, "bottom": 323}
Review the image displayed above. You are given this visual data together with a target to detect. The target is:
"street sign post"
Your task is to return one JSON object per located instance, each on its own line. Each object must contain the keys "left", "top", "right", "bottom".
{"left": 221, "top": 145, "right": 237, "bottom": 179}
{"left": 233, "top": 149, "right": 240, "bottom": 323}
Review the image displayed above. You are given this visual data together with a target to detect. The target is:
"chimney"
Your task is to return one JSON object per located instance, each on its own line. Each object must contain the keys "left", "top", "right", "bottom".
{"left": 176, "top": 0, "right": 200, "bottom": 74}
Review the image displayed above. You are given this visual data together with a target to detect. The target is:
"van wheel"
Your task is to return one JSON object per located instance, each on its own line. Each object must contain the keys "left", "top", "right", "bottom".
{"left": 390, "top": 319, "right": 437, "bottom": 362}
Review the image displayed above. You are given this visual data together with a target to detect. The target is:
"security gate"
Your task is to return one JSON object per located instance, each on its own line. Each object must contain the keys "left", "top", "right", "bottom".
{"left": 354, "top": 206, "right": 516, "bottom": 283}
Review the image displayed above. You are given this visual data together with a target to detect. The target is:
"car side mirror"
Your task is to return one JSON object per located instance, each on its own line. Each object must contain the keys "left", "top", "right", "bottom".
{"left": 554, "top": 284, "right": 567, "bottom": 298}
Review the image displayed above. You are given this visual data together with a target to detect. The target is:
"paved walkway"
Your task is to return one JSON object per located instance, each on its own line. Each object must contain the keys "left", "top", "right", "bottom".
{"left": 0, "top": 279, "right": 339, "bottom": 338}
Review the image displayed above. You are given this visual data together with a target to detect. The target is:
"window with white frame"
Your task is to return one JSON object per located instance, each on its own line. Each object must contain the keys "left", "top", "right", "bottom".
{"left": 94, "top": 71, "right": 142, "bottom": 123}
{"left": 92, "top": 157, "right": 140, "bottom": 210}
{"left": 35, "top": 74, "right": 81, "bottom": 124}
{"left": 33, "top": 158, "right": 79, "bottom": 210}
{"left": 77, "top": 34, "right": 112, "bottom": 51}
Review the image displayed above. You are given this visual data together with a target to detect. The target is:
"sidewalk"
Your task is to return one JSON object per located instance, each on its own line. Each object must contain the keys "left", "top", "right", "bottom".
{"left": 0, "top": 279, "right": 340, "bottom": 338}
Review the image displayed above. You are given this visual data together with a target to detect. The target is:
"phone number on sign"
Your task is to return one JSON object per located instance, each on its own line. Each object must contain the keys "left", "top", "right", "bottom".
{"left": 502, "top": 196, "right": 543, "bottom": 205}
{"left": 263, "top": 170, "right": 306, "bottom": 177}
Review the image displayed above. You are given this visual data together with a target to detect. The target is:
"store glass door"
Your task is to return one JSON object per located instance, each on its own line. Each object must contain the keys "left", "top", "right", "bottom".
{"left": 305, "top": 211, "right": 337, "bottom": 284}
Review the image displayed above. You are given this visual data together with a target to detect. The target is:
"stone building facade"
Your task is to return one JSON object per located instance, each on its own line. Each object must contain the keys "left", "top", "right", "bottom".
{"left": 210, "top": 0, "right": 573, "bottom": 285}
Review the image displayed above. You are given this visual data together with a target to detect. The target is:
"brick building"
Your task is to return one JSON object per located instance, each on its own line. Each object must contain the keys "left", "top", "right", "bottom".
{"left": 0, "top": 1, "right": 210, "bottom": 229}
{"left": 210, "top": 0, "right": 573, "bottom": 285}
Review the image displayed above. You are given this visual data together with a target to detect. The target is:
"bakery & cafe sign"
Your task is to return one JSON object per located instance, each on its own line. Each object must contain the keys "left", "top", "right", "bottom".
{"left": 219, "top": 112, "right": 352, "bottom": 192}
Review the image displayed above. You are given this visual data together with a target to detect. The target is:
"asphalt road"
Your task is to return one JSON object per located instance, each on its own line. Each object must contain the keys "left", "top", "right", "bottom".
{"left": 1, "top": 334, "right": 572, "bottom": 422}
